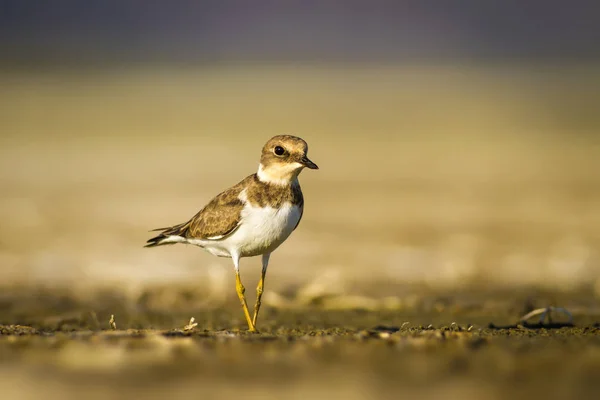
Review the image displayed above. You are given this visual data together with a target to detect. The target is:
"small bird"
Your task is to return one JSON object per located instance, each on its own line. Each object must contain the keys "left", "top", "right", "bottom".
{"left": 145, "top": 135, "right": 318, "bottom": 332}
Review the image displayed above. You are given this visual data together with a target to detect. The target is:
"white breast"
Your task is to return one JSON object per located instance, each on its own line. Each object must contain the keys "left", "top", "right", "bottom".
{"left": 186, "top": 200, "right": 302, "bottom": 258}
{"left": 231, "top": 201, "right": 302, "bottom": 257}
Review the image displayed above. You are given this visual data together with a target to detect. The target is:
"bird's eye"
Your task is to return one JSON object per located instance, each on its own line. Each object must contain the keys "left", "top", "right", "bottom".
{"left": 274, "top": 146, "right": 286, "bottom": 156}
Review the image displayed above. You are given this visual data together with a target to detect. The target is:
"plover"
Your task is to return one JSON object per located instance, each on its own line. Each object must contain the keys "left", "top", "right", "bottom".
{"left": 145, "top": 135, "right": 318, "bottom": 332}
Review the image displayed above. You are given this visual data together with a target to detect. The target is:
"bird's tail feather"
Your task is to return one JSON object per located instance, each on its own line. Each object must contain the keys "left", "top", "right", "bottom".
{"left": 144, "top": 222, "right": 190, "bottom": 248}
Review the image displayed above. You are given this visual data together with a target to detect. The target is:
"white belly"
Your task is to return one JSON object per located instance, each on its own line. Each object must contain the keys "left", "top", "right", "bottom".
{"left": 188, "top": 202, "right": 302, "bottom": 258}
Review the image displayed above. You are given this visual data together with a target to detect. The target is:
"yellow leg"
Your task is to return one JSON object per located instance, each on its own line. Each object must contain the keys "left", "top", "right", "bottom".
{"left": 235, "top": 271, "right": 256, "bottom": 332}
{"left": 252, "top": 253, "right": 270, "bottom": 328}
{"left": 252, "top": 274, "right": 265, "bottom": 327}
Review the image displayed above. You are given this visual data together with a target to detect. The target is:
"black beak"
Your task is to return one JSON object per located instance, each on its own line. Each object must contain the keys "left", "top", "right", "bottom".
{"left": 300, "top": 156, "right": 319, "bottom": 170}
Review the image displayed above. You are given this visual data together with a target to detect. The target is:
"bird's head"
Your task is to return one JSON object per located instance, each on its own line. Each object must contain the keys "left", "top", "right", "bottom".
{"left": 257, "top": 135, "right": 318, "bottom": 185}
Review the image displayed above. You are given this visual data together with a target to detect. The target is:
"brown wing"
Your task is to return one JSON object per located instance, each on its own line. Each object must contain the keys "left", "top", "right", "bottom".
{"left": 145, "top": 176, "right": 251, "bottom": 247}
{"left": 186, "top": 181, "right": 247, "bottom": 240}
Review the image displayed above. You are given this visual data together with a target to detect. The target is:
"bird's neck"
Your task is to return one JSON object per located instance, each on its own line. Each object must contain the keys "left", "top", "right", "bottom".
{"left": 257, "top": 163, "right": 300, "bottom": 186}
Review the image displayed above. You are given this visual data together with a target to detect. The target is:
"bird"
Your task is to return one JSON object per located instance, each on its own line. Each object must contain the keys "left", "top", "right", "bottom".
{"left": 145, "top": 135, "right": 318, "bottom": 332}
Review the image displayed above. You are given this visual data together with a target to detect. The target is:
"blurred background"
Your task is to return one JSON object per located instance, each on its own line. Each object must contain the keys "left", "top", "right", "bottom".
{"left": 1, "top": 0, "right": 600, "bottom": 310}
{"left": 3, "top": 2, "right": 600, "bottom": 399}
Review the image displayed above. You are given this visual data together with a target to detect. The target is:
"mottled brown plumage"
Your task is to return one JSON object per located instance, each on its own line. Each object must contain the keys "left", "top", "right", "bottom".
{"left": 146, "top": 135, "right": 314, "bottom": 248}
{"left": 145, "top": 173, "right": 304, "bottom": 246}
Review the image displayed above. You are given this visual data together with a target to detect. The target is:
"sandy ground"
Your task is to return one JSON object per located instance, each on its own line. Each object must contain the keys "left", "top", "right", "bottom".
{"left": 1, "top": 64, "right": 600, "bottom": 398}
{"left": 1, "top": 292, "right": 599, "bottom": 400}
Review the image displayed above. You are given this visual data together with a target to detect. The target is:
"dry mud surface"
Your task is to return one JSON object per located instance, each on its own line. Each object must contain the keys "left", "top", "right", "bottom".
{"left": 1, "top": 289, "right": 600, "bottom": 400}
